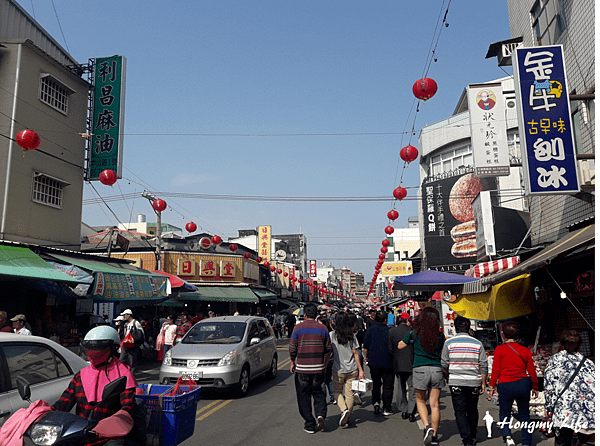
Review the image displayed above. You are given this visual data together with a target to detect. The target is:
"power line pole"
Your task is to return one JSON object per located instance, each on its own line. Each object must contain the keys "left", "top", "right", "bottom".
{"left": 142, "top": 191, "right": 162, "bottom": 270}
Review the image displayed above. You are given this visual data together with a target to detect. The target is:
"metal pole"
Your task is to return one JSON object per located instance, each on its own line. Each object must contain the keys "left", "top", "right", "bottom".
{"left": 156, "top": 209, "right": 162, "bottom": 270}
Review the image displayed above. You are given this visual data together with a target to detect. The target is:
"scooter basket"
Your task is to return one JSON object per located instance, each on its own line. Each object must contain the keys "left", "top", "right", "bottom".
{"left": 136, "top": 384, "right": 201, "bottom": 446}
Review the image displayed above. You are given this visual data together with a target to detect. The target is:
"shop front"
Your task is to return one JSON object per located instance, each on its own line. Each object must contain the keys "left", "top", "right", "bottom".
{"left": 171, "top": 285, "right": 259, "bottom": 316}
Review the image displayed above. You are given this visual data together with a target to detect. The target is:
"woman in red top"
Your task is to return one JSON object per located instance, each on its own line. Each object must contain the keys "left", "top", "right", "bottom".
{"left": 489, "top": 321, "right": 538, "bottom": 446}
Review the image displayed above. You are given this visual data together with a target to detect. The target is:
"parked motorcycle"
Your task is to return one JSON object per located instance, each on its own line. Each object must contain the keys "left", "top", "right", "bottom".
{"left": 16, "top": 376, "right": 131, "bottom": 445}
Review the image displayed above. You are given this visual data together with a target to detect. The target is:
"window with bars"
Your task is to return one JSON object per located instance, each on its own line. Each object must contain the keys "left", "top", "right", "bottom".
{"left": 39, "top": 75, "right": 71, "bottom": 114}
{"left": 531, "top": 0, "right": 566, "bottom": 46}
{"left": 32, "top": 173, "right": 67, "bottom": 209}
{"left": 429, "top": 146, "right": 473, "bottom": 176}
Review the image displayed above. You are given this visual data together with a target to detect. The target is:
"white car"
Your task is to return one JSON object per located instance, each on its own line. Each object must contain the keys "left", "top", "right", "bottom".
{"left": 159, "top": 316, "right": 278, "bottom": 397}
{"left": 0, "top": 333, "right": 88, "bottom": 426}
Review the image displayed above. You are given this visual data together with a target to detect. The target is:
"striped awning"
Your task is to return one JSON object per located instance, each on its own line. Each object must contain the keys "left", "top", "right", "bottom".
{"left": 464, "top": 256, "right": 521, "bottom": 278}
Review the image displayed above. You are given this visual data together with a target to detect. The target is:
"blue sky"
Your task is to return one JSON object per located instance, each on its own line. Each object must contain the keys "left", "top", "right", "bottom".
{"left": 22, "top": 0, "right": 514, "bottom": 274}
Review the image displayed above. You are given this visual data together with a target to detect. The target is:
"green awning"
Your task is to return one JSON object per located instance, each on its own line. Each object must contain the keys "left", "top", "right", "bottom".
{"left": 178, "top": 286, "right": 259, "bottom": 303}
{"left": 45, "top": 253, "right": 168, "bottom": 301}
{"left": 251, "top": 288, "right": 278, "bottom": 302}
{"left": 0, "top": 245, "right": 80, "bottom": 283}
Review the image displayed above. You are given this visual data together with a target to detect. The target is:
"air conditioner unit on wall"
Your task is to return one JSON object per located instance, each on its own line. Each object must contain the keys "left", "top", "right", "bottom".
{"left": 577, "top": 159, "right": 595, "bottom": 187}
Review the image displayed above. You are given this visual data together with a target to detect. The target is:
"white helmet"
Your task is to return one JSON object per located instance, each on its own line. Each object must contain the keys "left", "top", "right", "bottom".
{"left": 81, "top": 325, "right": 120, "bottom": 351}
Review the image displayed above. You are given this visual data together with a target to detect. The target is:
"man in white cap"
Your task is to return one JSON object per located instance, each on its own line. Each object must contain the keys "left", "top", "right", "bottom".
{"left": 11, "top": 314, "right": 31, "bottom": 335}
{"left": 119, "top": 309, "right": 144, "bottom": 375}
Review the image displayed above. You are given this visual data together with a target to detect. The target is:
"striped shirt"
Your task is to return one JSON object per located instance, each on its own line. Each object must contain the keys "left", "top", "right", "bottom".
{"left": 441, "top": 333, "right": 488, "bottom": 387}
{"left": 289, "top": 319, "right": 332, "bottom": 374}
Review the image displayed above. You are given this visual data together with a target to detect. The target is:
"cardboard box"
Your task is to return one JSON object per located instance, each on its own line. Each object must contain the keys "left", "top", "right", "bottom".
{"left": 351, "top": 378, "right": 373, "bottom": 392}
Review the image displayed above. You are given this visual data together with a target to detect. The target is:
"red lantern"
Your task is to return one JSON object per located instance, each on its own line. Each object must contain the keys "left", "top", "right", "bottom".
{"left": 277, "top": 268, "right": 282, "bottom": 274}
{"left": 381, "top": 247, "right": 388, "bottom": 253}
{"left": 283, "top": 272, "right": 288, "bottom": 277}
{"left": 375, "top": 265, "right": 381, "bottom": 270}
{"left": 211, "top": 235, "right": 222, "bottom": 245}
{"left": 16, "top": 129, "right": 40, "bottom": 150}
{"left": 385, "top": 226, "right": 395, "bottom": 235}
{"left": 412, "top": 77, "right": 438, "bottom": 101}
{"left": 243, "top": 252, "right": 251, "bottom": 259}
{"left": 378, "top": 254, "right": 385, "bottom": 260}
{"left": 400, "top": 144, "right": 419, "bottom": 163}
{"left": 382, "top": 239, "right": 391, "bottom": 247}
{"left": 387, "top": 209, "right": 399, "bottom": 221}
{"left": 393, "top": 187, "right": 407, "bottom": 200}
{"left": 99, "top": 169, "right": 118, "bottom": 186}
{"left": 256, "top": 256, "right": 263, "bottom": 263}
{"left": 229, "top": 243, "right": 238, "bottom": 252}
{"left": 263, "top": 261, "right": 270, "bottom": 267}
{"left": 185, "top": 222, "right": 197, "bottom": 233}
{"left": 377, "top": 259, "right": 384, "bottom": 265}
{"left": 152, "top": 199, "right": 167, "bottom": 212}
{"left": 270, "top": 266, "right": 276, "bottom": 272}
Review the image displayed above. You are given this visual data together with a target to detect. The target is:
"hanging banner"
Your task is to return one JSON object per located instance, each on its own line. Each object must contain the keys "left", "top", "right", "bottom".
{"left": 309, "top": 260, "right": 317, "bottom": 278}
{"left": 422, "top": 171, "right": 496, "bottom": 272}
{"left": 513, "top": 45, "right": 579, "bottom": 195}
{"left": 257, "top": 225, "right": 271, "bottom": 263}
{"left": 468, "top": 83, "right": 510, "bottom": 177}
{"left": 88, "top": 55, "right": 126, "bottom": 180}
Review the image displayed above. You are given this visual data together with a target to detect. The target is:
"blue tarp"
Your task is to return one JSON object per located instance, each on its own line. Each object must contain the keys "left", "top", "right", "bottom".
{"left": 393, "top": 270, "right": 478, "bottom": 292}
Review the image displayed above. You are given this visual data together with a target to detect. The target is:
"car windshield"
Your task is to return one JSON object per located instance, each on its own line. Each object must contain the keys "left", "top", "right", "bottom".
{"left": 183, "top": 322, "right": 247, "bottom": 344}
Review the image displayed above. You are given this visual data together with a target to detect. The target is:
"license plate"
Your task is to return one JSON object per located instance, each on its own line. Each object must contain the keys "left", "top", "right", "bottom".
{"left": 179, "top": 371, "right": 202, "bottom": 380}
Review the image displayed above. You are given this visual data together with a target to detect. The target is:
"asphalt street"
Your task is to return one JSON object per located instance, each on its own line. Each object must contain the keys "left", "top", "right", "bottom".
{"left": 135, "top": 339, "right": 554, "bottom": 446}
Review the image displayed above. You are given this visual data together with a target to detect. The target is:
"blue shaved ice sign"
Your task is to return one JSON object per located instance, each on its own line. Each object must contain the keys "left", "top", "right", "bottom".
{"left": 513, "top": 45, "right": 580, "bottom": 195}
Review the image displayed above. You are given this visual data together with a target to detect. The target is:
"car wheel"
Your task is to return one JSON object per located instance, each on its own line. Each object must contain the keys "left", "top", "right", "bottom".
{"left": 235, "top": 365, "right": 250, "bottom": 398}
{"left": 265, "top": 354, "right": 277, "bottom": 379}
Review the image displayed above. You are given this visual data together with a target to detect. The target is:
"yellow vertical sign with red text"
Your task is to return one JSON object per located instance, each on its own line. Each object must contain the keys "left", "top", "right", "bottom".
{"left": 257, "top": 226, "right": 271, "bottom": 263}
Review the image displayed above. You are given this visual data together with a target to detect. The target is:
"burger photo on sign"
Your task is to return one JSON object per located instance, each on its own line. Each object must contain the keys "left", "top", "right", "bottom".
{"left": 448, "top": 173, "right": 493, "bottom": 259}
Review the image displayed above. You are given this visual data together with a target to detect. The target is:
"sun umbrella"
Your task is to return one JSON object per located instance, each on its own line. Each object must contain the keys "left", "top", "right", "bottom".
{"left": 293, "top": 308, "right": 304, "bottom": 316}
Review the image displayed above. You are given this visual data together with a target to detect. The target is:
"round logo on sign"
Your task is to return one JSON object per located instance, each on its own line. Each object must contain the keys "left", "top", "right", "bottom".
{"left": 407, "top": 299, "right": 415, "bottom": 308}
{"left": 199, "top": 237, "right": 212, "bottom": 249}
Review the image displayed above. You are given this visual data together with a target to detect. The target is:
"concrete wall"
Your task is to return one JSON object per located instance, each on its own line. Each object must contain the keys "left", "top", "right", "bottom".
{"left": 0, "top": 40, "right": 88, "bottom": 248}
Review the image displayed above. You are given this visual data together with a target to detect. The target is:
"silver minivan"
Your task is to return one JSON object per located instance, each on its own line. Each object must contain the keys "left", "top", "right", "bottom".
{"left": 159, "top": 316, "right": 277, "bottom": 397}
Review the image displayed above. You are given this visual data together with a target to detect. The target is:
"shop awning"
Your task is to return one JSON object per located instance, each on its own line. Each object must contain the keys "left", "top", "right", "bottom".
{"left": 251, "top": 288, "right": 278, "bottom": 302}
{"left": 462, "top": 224, "right": 595, "bottom": 294}
{"left": 45, "top": 253, "right": 168, "bottom": 301}
{"left": 0, "top": 245, "right": 81, "bottom": 283}
{"left": 393, "top": 270, "right": 479, "bottom": 293}
{"left": 449, "top": 274, "right": 536, "bottom": 321}
{"left": 178, "top": 286, "right": 259, "bottom": 303}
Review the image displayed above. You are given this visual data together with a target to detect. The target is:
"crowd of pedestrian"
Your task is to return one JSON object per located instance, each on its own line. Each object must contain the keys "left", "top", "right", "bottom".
{"left": 0, "top": 311, "right": 33, "bottom": 335}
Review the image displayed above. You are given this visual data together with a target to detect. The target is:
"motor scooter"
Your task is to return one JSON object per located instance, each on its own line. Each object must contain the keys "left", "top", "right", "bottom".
{"left": 16, "top": 376, "right": 130, "bottom": 446}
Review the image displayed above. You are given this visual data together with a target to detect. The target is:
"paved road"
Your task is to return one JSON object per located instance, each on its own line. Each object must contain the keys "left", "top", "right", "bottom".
{"left": 136, "top": 340, "right": 553, "bottom": 446}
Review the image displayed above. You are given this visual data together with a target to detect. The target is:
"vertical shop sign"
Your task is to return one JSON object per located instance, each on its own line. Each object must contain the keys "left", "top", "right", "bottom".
{"left": 309, "top": 260, "right": 317, "bottom": 278}
{"left": 513, "top": 45, "right": 579, "bottom": 194}
{"left": 220, "top": 260, "right": 236, "bottom": 278}
{"left": 89, "top": 55, "right": 126, "bottom": 180}
{"left": 257, "top": 226, "right": 271, "bottom": 263}
{"left": 468, "top": 83, "right": 510, "bottom": 177}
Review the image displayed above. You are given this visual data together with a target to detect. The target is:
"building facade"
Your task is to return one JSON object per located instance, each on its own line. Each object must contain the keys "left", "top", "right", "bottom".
{"left": 506, "top": 0, "right": 595, "bottom": 244}
{"left": 1, "top": 0, "right": 89, "bottom": 249}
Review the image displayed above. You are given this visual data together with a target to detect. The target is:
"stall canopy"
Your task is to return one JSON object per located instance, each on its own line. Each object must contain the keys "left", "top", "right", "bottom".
{"left": 393, "top": 270, "right": 478, "bottom": 293}
{"left": 177, "top": 286, "right": 259, "bottom": 303}
{"left": 45, "top": 253, "right": 168, "bottom": 301}
{"left": 449, "top": 274, "right": 536, "bottom": 321}
{"left": 251, "top": 288, "right": 278, "bottom": 302}
{"left": 153, "top": 270, "right": 198, "bottom": 291}
{"left": 462, "top": 224, "right": 595, "bottom": 294}
{"left": 0, "top": 245, "right": 81, "bottom": 283}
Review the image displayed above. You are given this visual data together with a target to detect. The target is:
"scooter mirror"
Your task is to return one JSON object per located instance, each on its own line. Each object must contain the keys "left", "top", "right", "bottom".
{"left": 16, "top": 377, "right": 31, "bottom": 402}
{"left": 101, "top": 376, "right": 127, "bottom": 403}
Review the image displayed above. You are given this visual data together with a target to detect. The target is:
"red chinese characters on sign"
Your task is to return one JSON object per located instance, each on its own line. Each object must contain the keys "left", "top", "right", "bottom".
{"left": 257, "top": 225, "right": 271, "bottom": 263}
{"left": 200, "top": 260, "right": 217, "bottom": 277}
{"left": 177, "top": 259, "right": 196, "bottom": 277}
{"left": 220, "top": 260, "right": 236, "bottom": 278}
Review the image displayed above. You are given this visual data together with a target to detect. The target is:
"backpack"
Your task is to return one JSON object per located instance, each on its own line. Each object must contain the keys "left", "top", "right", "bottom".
{"left": 129, "top": 320, "right": 145, "bottom": 346}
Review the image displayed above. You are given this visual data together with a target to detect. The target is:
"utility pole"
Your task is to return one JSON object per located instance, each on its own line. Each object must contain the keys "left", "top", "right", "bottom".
{"left": 142, "top": 191, "right": 162, "bottom": 270}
